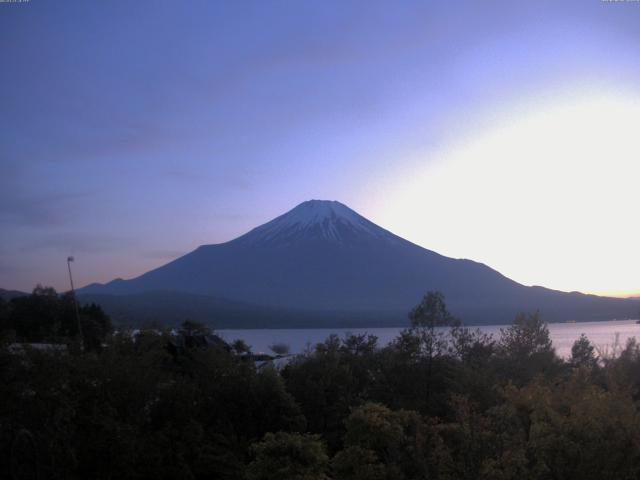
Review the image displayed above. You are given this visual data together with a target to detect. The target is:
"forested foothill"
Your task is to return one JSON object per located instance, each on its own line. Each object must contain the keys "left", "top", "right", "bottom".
{"left": 2, "top": 288, "right": 640, "bottom": 479}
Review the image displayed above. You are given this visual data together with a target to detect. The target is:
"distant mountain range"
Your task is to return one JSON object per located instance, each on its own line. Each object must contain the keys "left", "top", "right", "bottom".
{"left": 76, "top": 200, "right": 640, "bottom": 327}
{"left": 0, "top": 288, "right": 28, "bottom": 301}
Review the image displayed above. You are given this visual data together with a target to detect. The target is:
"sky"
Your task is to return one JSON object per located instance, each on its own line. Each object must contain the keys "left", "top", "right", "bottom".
{"left": 1, "top": 0, "right": 639, "bottom": 297}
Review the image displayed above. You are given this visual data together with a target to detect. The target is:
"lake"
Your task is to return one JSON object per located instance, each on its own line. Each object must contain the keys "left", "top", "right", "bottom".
{"left": 218, "top": 319, "right": 640, "bottom": 358}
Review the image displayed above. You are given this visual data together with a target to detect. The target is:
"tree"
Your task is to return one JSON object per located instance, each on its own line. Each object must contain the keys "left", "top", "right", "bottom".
{"left": 269, "top": 342, "right": 290, "bottom": 356}
{"left": 332, "top": 403, "right": 449, "bottom": 480}
{"left": 499, "top": 312, "right": 553, "bottom": 358}
{"left": 503, "top": 377, "right": 640, "bottom": 480}
{"left": 570, "top": 334, "right": 598, "bottom": 370}
{"left": 340, "top": 333, "right": 378, "bottom": 357}
{"left": 448, "top": 327, "right": 499, "bottom": 411}
{"left": 410, "top": 291, "right": 457, "bottom": 330}
{"left": 409, "top": 291, "right": 458, "bottom": 359}
{"left": 449, "top": 325, "right": 495, "bottom": 366}
{"left": 246, "top": 432, "right": 329, "bottom": 480}
{"left": 605, "top": 338, "right": 640, "bottom": 400}
{"left": 231, "top": 339, "right": 251, "bottom": 354}
{"left": 8, "top": 285, "right": 62, "bottom": 341}
{"left": 75, "top": 301, "right": 112, "bottom": 352}
{"left": 0, "top": 297, "right": 12, "bottom": 344}
{"left": 496, "top": 311, "right": 561, "bottom": 385}
{"left": 178, "top": 319, "right": 211, "bottom": 337}
{"left": 408, "top": 291, "right": 458, "bottom": 402}
{"left": 282, "top": 335, "right": 367, "bottom": 450}
{"left": 2, "top": 286, "right": 112, "bottom": 347}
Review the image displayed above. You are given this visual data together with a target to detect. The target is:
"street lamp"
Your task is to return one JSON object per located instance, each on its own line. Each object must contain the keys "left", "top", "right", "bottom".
{"left": 67, "top": 256, "right": 83, "bottom": 349}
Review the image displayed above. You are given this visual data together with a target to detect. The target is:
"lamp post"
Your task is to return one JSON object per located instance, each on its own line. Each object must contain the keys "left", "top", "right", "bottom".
{"left": 67, "top": 256, "right": 83, "bottom": 350}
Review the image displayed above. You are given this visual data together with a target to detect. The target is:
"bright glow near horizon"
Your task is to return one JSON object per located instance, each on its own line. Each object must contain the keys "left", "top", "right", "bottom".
{"left": 4, "top": 2, "right": 640, "bottom": 296}
{"left": 373, "top": 90, "right": 640, "bottom": 297}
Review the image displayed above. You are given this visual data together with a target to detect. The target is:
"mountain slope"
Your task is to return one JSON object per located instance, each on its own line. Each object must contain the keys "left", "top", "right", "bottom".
{"left": 80, "top": 200, "right": 639, "bottom": 325}
{"left": 0, "top": 288, "right": 28, "bottom": 301}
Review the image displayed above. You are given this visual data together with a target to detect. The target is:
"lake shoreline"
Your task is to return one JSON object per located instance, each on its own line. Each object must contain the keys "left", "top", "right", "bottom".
{"left": 218, "top": 319, "right": 640, "bottom": 358}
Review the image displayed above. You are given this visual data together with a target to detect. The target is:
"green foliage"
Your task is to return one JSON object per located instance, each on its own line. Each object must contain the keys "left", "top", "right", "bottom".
{"left": 0, "top": 324, "right": 304, "bottom": 479}
{"left": 409, "top": 291, "right": 457, "bottom": 329}
{"left": 2, "top": 285, "right": 112, "bottom": 349}
{"left": 269, "top": 342, "right": 291, "bottom": 356}
{"left": 374, "top": 292, "right": 463, "bottom": 414}
{"left": 332, "top": 403, "right": 449, "bottom": 480}
{"left": 372, "top": 330, "right": 449, "bottom": 415}
{"left": 501, "top": 375, "right": 640, "bottom": 480}
{"left": 4, "top": 286, "right": 640, "bottom": 479}
{"left": 499, "top": 311, "right": 553, "bottom": 358}
{"left": 570, "top": 333, "right": 598, "bottom": 370}
{"left": 449, "top": 325, "right": 495, "bottom": 365}
{"left": 78, "top": 301, "right": 113, "bottom": 352}
{"left": 246, "top": 432, "right": 329, "bottom": 480}
{"left": 496, "top": 311, "right": 561, "bottom": 385}
{"left": 603, "top": 337, "right": 640, "bottom": 399}
{"left": 232, "top": 338, "right": 252, "bottom": 354}
{"left": 282, "top": 334, "right": 380, "bottom": 450}
{"left": 407, "top": 291, "right": 457, "bottom": 361}
{"left": 178, "top": 319, "right": 211, "bottom": 337}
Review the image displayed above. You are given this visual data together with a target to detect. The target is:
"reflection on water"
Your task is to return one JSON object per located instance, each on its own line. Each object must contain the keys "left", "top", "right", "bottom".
{"left": 219, "top": 319, "right": 640, "bottom": 358}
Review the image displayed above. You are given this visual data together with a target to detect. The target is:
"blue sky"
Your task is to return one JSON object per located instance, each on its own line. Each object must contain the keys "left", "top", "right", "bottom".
{"left": 2, "top": 0, "right": 639, "bottom": 295}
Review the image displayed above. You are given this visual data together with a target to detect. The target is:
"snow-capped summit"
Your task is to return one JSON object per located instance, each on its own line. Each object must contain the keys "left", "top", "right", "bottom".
{"left": 234, "top": 199, "right": 399, "bottom": 246}
{"left": 78, "top": 199, "right": 640, "bottom": 327}
{"left": 271, "top": 200, "right": 364, "bottom": 228}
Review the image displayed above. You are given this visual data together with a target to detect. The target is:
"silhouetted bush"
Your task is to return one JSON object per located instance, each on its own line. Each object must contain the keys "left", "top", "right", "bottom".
{"left": 2, "top": 288, "right": 640, "bottom": 479}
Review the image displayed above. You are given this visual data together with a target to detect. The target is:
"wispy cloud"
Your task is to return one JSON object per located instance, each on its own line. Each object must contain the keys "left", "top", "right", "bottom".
{"left": 20, "top": 233, "right": 131, "bottom": 254}
{"left": 141, "top": 250, "right": 185, "bottom": 260}
{"left": 0, "top": 191, "right": 91, "bottom": 228}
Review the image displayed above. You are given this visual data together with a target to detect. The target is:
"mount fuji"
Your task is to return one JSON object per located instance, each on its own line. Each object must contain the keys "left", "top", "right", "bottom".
{"left": 79, "top": 200, "right": 639, "bottom": 327}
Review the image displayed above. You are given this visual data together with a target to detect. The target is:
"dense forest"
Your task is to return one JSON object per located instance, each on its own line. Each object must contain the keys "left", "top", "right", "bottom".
{"left": 3, "top": 287, "right": 640, "bottom": 479}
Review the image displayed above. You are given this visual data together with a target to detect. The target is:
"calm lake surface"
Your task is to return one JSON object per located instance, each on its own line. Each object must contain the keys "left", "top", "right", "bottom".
{"left": 219, "top": 319, "right": 640, "bottom": 358}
